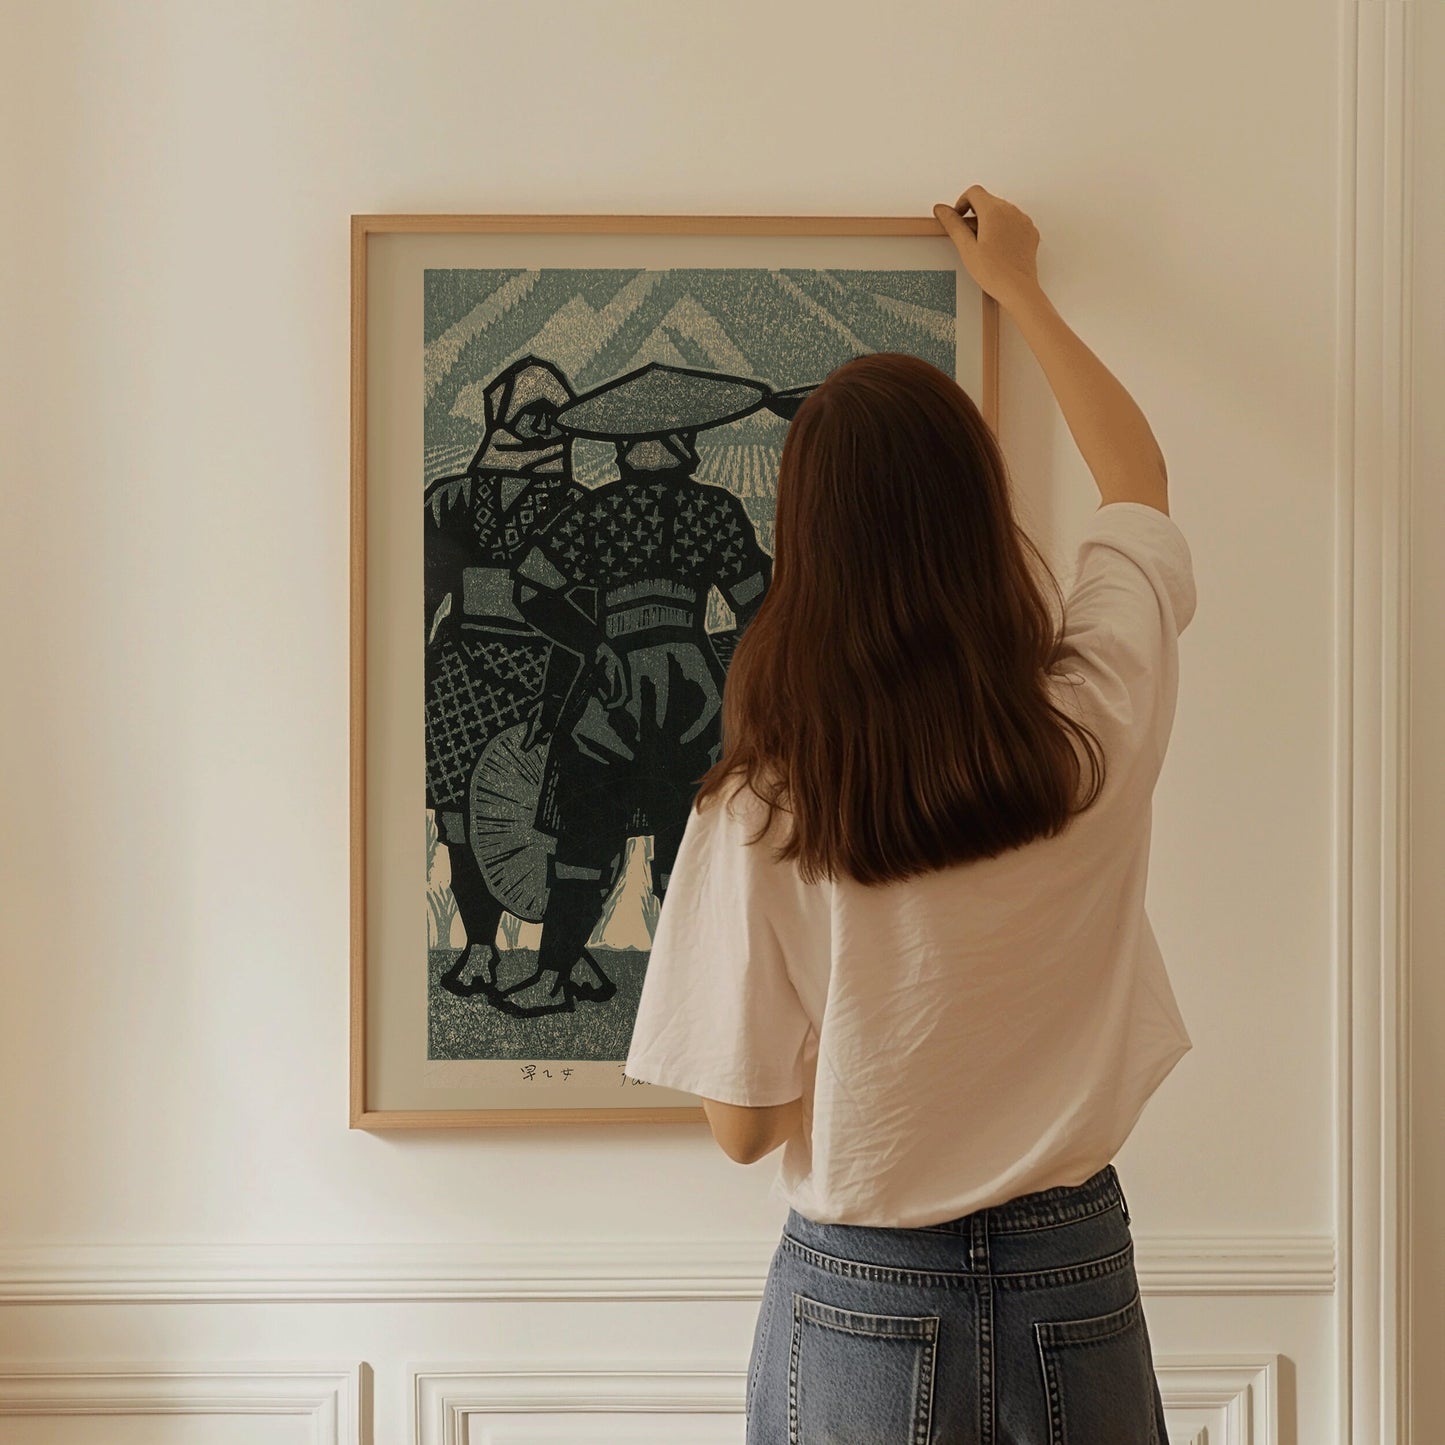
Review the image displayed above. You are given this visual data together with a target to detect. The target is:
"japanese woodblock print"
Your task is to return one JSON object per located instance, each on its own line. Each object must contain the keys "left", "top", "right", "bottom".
{"left": 421, "top": 265, "right": 957, "bottom": 1096}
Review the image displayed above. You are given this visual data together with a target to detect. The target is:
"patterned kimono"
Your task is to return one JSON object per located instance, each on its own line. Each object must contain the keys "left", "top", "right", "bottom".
{"left": 423, "top": 467, "right": 583, "bottom": 811}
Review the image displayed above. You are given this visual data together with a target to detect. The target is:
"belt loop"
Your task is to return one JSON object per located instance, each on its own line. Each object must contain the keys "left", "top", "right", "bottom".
{"left": 1112, "top": 1166, "right": 1132, "bottom": 1226}
{"left": 969, "top": 1210, "right": 990, "bottom": 1271}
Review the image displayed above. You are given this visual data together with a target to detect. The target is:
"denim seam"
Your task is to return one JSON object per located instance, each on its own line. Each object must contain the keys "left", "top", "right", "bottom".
{"left": 1038, "top": 1331, "right": 1066, "bottom": 1445}
{"left": 917, "top": 1326, "right": 938, "bottom": 1445}
{"left": 970, "top": 1212, "right": 994, "bottom": 1445}
{"left": 796, "top": 1295, "right": 940, "bottom": 1339}
{"left": 781, "top": 1234, "right": 976, "bottom": 1287}
{"left": 787, "top": 1295, "right": 802, "bottom": 1445}
{"left": 792, "top": 1317, "right": 929, "bottom": 1340}
{"left": 746, "top": 1263, "right": 778, "bottom": 1418}
{"left": 1034, "top": 1290, "right": 1143, "bottom": 1346}
{"left": 980, "top": 1275, "right": 995, "bottom": 1444}
{"left": 780, "top": 1232, "right": 1135, "bottom": 1290}
{"left": 993, "top": 1241, "right": 1136, "bottom": 1289}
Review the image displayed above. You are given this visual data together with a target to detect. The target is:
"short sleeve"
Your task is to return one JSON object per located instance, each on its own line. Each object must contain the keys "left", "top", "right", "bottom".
{"left": 1054, "top": 501, "right": 1197, "bottom": 773}
{"left": 623, "top": 785, "right": 813, "bottom": 1107}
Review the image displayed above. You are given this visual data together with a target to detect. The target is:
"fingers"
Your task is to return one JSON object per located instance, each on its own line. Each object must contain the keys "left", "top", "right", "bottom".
{"left": 933, "top": 202, "right": 977, "bottom": 249}
{"left": 956, "top": 184, "right": 992, "bottom": 214}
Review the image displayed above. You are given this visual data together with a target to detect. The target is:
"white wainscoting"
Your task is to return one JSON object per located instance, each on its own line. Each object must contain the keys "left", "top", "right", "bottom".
{"left": 411, "top": 1358, "right": 1279, "bottom": 1445}
{"left": 0, "top": 1367, "right": 363, "bottom": 1445}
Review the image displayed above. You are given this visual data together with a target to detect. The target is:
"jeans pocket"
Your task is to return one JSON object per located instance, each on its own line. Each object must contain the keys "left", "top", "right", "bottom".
{"left": 787, "top": 1292, "right": 939, "bottom": 1445}
{"left": 1034, "top": 1288, "right": 1160, "bottom": 1445}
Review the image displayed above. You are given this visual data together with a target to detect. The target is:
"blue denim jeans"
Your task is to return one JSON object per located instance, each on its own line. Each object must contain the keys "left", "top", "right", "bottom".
{"left": 745, "top": 1164, "right": 1168, "bottom": 1444}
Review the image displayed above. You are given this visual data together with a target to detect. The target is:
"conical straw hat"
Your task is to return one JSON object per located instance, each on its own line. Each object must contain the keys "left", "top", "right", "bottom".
{"left": 555, "top": 362, "right": 769, "bottom": 439}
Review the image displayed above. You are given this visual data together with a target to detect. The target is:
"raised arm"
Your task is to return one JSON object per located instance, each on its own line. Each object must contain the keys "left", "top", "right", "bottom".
{"left": 933, "top": 185, "right": 1170, "bottom": 516}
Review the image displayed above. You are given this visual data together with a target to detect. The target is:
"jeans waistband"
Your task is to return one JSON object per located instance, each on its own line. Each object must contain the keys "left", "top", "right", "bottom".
{"left": 915, "top": 1163, "right": 1130, "bottom": 1235}
{"left": 786, "top": 1164, "right": 1130, "bottom": 1243}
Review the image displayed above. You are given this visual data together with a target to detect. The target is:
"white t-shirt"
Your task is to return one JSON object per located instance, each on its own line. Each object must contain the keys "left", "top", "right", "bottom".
{"left": 623, "top": 500, "right": 1197, "bottom": 1227}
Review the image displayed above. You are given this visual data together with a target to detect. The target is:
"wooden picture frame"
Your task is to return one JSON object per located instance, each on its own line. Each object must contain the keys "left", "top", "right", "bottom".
{"left": 350, "top": 213, "right": 1000, "bottom": 1129}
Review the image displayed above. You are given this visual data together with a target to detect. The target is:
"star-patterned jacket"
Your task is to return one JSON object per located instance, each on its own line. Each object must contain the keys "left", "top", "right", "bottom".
{"left": 523, "top": 473, "right": 771, "bottom": 646}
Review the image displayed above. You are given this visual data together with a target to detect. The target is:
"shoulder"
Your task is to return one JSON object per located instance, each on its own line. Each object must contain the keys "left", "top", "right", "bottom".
{"left": 694, "top": 769, "right": 759, "bottom": 821}
{"left": 1071, "top": 500, "right": 1197, "bottom": 635}
{"left": 693, "top": 768, "right": 792, "bottom": 845}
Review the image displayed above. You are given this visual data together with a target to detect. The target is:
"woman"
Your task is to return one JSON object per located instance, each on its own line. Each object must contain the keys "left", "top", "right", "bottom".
{"left": 624, "top": 185, "right": 1194, "bottom": 1444}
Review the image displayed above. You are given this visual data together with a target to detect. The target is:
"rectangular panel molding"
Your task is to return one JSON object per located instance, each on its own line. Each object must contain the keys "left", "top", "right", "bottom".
{"left": 412, "top": 1359, "right": 1279, "bottom": 1445}
{"left": 0, "top": 1366, "right": 363, "bottom": 1444}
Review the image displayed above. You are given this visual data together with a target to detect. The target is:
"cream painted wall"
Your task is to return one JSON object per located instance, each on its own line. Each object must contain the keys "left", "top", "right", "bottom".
{"left": 0, "top": 1, "right": 1402, "bottom": 1441}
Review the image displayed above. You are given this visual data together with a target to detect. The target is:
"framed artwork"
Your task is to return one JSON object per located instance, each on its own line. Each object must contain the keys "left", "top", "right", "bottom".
{"left": 351, "top": 213, "right": 999, "bottom": 1128}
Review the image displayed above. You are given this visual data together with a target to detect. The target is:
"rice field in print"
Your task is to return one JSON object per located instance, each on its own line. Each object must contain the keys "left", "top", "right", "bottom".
{"left": 422, "top": 265, "right": 956, "bottom": 1062}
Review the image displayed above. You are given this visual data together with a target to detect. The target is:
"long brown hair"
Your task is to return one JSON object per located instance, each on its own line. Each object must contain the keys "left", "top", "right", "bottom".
{"left": 692, "top": 351, "right": 1106, "bottom": 885}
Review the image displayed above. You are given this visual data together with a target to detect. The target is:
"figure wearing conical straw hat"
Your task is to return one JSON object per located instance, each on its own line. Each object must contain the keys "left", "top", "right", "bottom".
{"left": 422, "top": 356, "right": 592, "bottom": 1002}
{"left": 488, "top": 362, "right": 777, "bottom": 1017}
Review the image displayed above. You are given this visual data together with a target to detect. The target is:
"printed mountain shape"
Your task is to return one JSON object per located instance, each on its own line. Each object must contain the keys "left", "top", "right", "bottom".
{"left": 423, "top": 266, "right": 956, "bottom": 484}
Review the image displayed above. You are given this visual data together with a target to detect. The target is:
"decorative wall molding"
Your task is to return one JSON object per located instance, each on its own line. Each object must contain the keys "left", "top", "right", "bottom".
{"left": 0, "top": 1365, "right": 362, "bottom": 1444}
{"left": 412, "top": 1357, "right": 1279, "bottom": 1445}
{"left": 413, "top": 1368, "right": 739, "bottom": 1445}
{"left": 1335, "top": 1, "right": 1416, "bottom": 1442}
{"left": 0, "top": 1234, "right": 1332, "bottom": 1304}
{"left": 1154, "top": 1356, "right": 1281, "bottom": 1445}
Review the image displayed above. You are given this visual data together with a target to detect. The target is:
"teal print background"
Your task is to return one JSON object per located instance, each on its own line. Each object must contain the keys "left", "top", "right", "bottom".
{"left": 423, "top": 266, "right": 956, "bottom": 1064}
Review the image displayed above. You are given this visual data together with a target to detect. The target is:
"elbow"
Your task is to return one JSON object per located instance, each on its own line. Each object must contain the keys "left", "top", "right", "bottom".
{"left": 714, "top": 1124, "right": 771, "bottom": 1166}
{"left": 731, "top": 1142, "right": 781, "bottom": 1167}
{"left": 733, "top": 1134, "right": 779, "bottom": 1166}
{"left": 703, "top": 1098, "right": 787, "bottom": 1164}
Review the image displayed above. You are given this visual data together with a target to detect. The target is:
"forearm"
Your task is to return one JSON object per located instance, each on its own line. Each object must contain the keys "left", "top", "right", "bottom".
{"left": 1004, "top": 282, "right": 1170, "bottom": 511}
